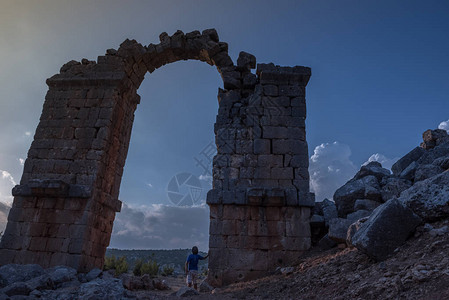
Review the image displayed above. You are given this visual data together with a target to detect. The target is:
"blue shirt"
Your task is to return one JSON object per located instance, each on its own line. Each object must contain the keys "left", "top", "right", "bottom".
{"left": 186, "top": 254, "right": 204, "bottom": 271}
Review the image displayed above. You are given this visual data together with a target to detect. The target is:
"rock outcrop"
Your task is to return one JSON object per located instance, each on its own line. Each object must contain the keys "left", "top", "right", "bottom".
{"left": 333, "top": 175, "right": 380, "bottom": 218}
{"left": 310, "top": 199, "right": 338, "bottom": 246}
{"left": 320, "top": 128, "right": 449, "bottom": 260}
{"left": 351, "top": 198, "right": 422, "bottom": 261}
{"left": 398, "top": 171, "right": 449, "bottom": 222}
{"left": 309, "top": 127, "right": 448, "bottom": 260}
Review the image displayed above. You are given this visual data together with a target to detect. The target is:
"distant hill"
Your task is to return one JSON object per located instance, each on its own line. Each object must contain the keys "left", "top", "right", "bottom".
{"left": 105, "top": 248, "right": 208, "bottom": 274}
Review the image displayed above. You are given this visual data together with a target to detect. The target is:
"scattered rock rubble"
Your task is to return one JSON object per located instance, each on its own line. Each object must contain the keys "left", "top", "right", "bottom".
{"left": 0, "top": 265, "right": 175, "bottom": 299}
{"left": 311, "top": 128, "right": 449, "bottom": 262}
{"left": 213, "top": 219, "right": 449, "bottom": 300}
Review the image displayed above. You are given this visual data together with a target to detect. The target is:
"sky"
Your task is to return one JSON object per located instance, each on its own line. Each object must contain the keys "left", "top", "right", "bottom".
{"left": 0, "top": 0, "right": 448, "bottom": 250}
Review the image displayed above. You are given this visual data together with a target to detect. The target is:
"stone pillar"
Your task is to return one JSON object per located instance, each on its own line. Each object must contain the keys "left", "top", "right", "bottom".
{"left": 207, "top": 64, "right": 313, "bottom": 286}
{"left": 0, "top": 76, "right": 126, "bottom": 270}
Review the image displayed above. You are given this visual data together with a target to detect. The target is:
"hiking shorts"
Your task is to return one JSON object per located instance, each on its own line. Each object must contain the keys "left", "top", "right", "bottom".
{"left": 186, "top": 270, "right": 199, "bottom": 285}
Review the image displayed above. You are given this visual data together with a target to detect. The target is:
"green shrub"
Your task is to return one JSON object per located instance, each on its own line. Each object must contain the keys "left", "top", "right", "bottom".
{"left": 133, "top": 259, "right": 143, "bottom": 276}
{"left": 103, "top": 255, "right": 128, "bottom": 276}
{"left": 104, "top": 255, "right": 116, "bottom": 271}
{"left": 140, "top": 259, "right": 159, "bottom": 278}
{"left": 161, "top": 264, "right": 174, "bottom": 276}
{"left": 115, "top": 256, "right": 129, "bottom": 276}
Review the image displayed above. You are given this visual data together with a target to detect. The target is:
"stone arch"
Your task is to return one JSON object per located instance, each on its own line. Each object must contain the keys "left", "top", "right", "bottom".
{"left": 0, "top": 29, "right": 313, "bottom": 286}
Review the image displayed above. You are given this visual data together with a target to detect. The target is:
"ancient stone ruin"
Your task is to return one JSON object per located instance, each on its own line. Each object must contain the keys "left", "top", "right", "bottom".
{"left": 0, "top": 29, "right": 313, "bottom": 286}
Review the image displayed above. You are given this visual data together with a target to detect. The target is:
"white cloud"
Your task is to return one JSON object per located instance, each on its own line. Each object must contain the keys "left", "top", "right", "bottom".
{"left": 24, "top": 131, "right": 31, "bottom": 136}
{"left": 19, "top": 158, "right": 25, "bottom": 166}
{"left": 0, "top": 202, "right": 11, "bottom": 234}
{"left": 362, "top": 153, "right": 398, "bottom": 171}
{"left": 0, "top": 170, "right": 16, "bottom": 206}
{"left": 438, "top": 119, "right": 449, "bottom": 133}
{"left": 309, "top": 142, "right": 358, "bottom": 202}
{"left": 199, "top": 174, "right": 212, "bottom": 181}
{"left": 198, "top": 174, "right": 213, "bottom": 188}
{"left": 1, "top": 170, "right": 16, "bottom": 186}
{"left": 146, "top": 183, "right": 153, "bottom": 188}
{"left": 0, "top": 170, "right": 14, "bottom": 233}
{"left": 109, "top": 203, "right": 209, "bottom": 250}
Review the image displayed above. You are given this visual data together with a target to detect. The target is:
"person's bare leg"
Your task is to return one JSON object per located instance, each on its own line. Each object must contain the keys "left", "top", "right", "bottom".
{"left": 194, "top": 284, "right": 198, "bottom": 290}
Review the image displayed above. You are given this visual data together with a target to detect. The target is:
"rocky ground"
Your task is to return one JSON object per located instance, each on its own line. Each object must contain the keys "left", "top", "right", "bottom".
{"left": 2, "top": 220, "right": 447, "bottom": 299}
{"left": 213, "top": 220, "right": 449, "bottom": 300}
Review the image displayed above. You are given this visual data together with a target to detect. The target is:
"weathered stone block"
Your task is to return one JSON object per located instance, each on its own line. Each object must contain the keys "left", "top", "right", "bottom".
{"left": 206, "top": 189, "right": 222, "bottom": 205}
{"left": 223, "top": 205, "right": 246, "bottom": 220}
{"left": 254, "top": 167, "right": 271, "bottom": 179}
{"left": 271, "top": 167, "right": 293, "bottom": 179}
{"left": 265, "top": 188, "right": 285, "bottom": 206}
{"left": 286, "top": 221, "right": 310, "bottom": 237}
{"left": 272, "top": 139, "right": 307, "bottom": 154}
{"left": 279, "top": 85, "right": 304, "bottom": 97}
{"left": 253, "top": 139, "right": 270, "bottom": 154}
{"left": 280, "top": 236, "right": 311, "bottom": 251}
{"left": 263, "top": 85, "right": 278, "bottom": 96}
{"left": 262, "top": 126, "right": 288, "bottom": 139}
{"left": 265, "top": 207, "right": 281, "bottom": 221}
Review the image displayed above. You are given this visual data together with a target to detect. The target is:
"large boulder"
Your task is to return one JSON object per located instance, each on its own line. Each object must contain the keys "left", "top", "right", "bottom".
{"left": 85, "top": 268, "right": 102, "bottom": 282}
{"left": 391, "top": 147, "right": 425, "bottom": 175}
{"left": 398, "top": 171, "right": 449, "bottom": 222}
{"left": 380, "top": 177, "right": 412, "bottom": 202}
{"left": 328, "top": 218, "right": 354, "bottom": 243}
{"left": 347, "top": 209, "right": 371, "bottom": 222}
{"left": 0, "top": 264, "right": 44, "bottom": 288}
{"left": 176, "top": 286, "right": 200, "bottom": 297}
{"left": 352, "top": 198, "right": 422, "bottom": 261}
{"left": 199, "top": 279, "right": 214, "bottom": 293}
{"left": 346, "top": 217, "right": 369, "bottom": 247}
{"left": 26, "top": 274, "right": 54, "bottom": 291}
{"left": 420, "top": 129, "right": 449, "bottom": 149}
{"left": 313, "top": 201, "right": 324, "bottom": 215}
{"left": 317, "top": 234, "right": 337, "bottom": 250}
{"left": 79, "top": 278, "right": 125, "bottom": 300}
{"left": 433, "top": 156, "right": 449, "bottom": 169}
{"left": 310, "top": 214, "right": 324, "bottom": 225}
{"left": 354, "top": 199, "right": 381, "bottom": 212}
{"left": 121, "top": 274, "right": 145, "bottom": 291}
{"left": 47, "top": 266, "right": 77, "bottom": 287}
{"left": 153, "top": 279, "right": 170, "bottom": 290}
{"left": 417, "top": 140, "right": 449, "bottom": 165}
{"left": 354, "top": 161, "right": 390, "bottom": 181}
{"left": 310, "top": 214, "right": 327, "bottom": 245}
{"left": 328, "top": 209, "right": 371, "bottom": 244}
{"left": 0, "top": 281, "right": 32, "bottom": 297}
{"left": 334, "top": 175, "right": 381, "bottom": 217}
{"left": 414, "top": 164, "right": 444, "bottom": 182}
{"left": 321, "top": 198, "right": 338, "bottom": 226}
{"left": 399, "top": 161, "right": 418, "bottom": 181}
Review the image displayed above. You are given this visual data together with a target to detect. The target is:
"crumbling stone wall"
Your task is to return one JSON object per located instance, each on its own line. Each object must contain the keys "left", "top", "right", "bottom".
{"left": 0, "top": 29, "right": 312, "bottom": 286}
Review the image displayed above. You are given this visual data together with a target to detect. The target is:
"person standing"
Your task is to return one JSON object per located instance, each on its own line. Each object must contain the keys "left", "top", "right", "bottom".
{"left": 185, "top": 246, "right": 208, "bottom": 290}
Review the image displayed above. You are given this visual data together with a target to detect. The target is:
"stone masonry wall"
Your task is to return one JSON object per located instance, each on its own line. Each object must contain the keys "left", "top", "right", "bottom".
{"left": 207, "top": 63, "right": 313, "bottom": 286}
{"left": 0, "top": 29, "right": 312, "bottom": 286}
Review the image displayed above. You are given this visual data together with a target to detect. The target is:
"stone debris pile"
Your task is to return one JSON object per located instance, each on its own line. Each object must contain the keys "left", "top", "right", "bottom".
{"left": 0, "top": 264, "right": 177, "bottom": 299}
{"left": 311, "top": 128, "right": 449, "bottom": 261}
